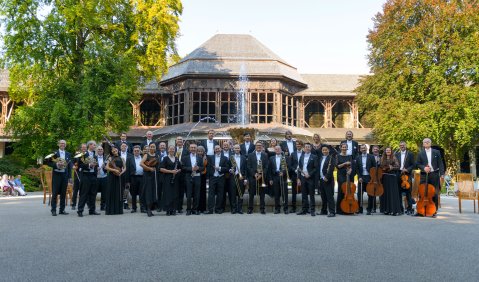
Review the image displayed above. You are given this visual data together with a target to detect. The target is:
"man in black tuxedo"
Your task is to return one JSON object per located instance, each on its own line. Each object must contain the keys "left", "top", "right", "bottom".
{"left": 240, "top": 132, "right": 255, "bottom": 156}
{"left": 156, "top": 141, "right": 167, "bottom": 211}
{"left": 77, "top": 141, "right": 100, "bottom": 217}
{"left": 201, "top": 130, "right": 219, "bottom": 157}
{"left": 247, "top": 141, "right": 269, "bottom": 214}
{"left": 175, "top": 136, "right": 189, "bottom": 213}
{"left": 268, "top": 146, "right": 289, "bottom": 214}
{"left": 115, "top": 132, "right": 132, "bottom": 153}
{"left": 119, "top": 143, "right": 133, "bottom": 209}
{"left": 280, "top": 130, "right": 296, "bottom": 157}
{"left": 416, "top": 138, "right": 445, "bottom": 217}
{"left": 141, "top": 131, "right": 157, "bottom": 151}
{"left": 297, "top": 143, "right": 318, "bottom": 216}
{"left": 181, "top": 143, "right": 204, "bottom": 215}
{"left": 71, "top": 143, "right": 87, "bottom": 210}
{"left": 289, "top": 140, "right": 304, "bottom": 213}
{"left": 341, "top": 130, "right": 360, "bottom": 159}
{"left": 95, "top": 146, "right": 108, "bottom": 211}
{"left": 230, "top": 144, "right": 247, "bottom": 214}
{"left": 395, "top": 141, "right": 416, "bottom": 215}
{"left": 356, "top": 144, "right": 376, "bottom": 215}
{"left": 205, "top": 145, "right": 230, "bottom": 214}
{"left": 47, "top": 140, "right": 73, "bottom": 216}
{"left": 128, "top": 145, "right": 145, "bottom": 213}
{"left": 318, "top": 145, "right": 336, "bottom": 217}
{"left": 221, "top": 141, "right": 234, "bottom": 212}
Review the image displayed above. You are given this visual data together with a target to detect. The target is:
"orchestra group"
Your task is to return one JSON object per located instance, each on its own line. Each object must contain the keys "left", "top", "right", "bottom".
{"left": 46, "top": 130, "right": 445, "bottom": 218}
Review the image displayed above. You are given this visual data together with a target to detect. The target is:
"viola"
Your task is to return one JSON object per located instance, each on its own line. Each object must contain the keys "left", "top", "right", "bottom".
{"left": 416, "top": 171, "right": 436, "bottom": 217}
{"left": 366, "top": 166, "right": 384, "bottom": 197}
{"left": 401, "top": 174, "right": 411, "bottom": 190}
{"left": 340, "top": 158, "right": 359, "bottom": 214}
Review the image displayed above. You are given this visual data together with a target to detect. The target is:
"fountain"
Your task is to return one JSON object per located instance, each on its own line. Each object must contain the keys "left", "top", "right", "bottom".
{"left": 236, "top": 63, "right": 248, "bottom": 125}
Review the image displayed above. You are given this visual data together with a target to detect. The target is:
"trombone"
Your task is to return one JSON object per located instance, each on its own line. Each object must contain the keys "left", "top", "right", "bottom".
{"left": 279, "top": 154, "right": 289, "bottom": 206}
{"left": 230, "top": 156, "right": 243, "bottom": 198}
{"left": 281, "top": 153, "right": 292, "bottom": 189}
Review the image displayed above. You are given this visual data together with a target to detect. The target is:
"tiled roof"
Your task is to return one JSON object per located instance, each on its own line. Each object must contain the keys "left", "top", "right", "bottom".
{"left": 297, "top": 74, "right": 365, "bottom": 96}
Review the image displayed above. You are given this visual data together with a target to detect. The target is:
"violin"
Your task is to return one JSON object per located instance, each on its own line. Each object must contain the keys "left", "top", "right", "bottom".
{"left": 416, "top": 171, "right": 436, "bottom": 217}
{"left": 366, "top": 166, "right": 384, "bottom": 197}
{"left": 340, "top": 158, "right": 359, "bottom": 214}
{"left": 400, "top": 174, "right": 411, "bottom": 190}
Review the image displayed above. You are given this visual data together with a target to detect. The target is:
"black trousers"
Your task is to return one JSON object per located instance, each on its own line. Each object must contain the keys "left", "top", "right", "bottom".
{"left": 71, "top": 170, "right": 81, "bottom": 207}
{"left": 420, "top": 171, "right": 440, "bottom": 211}
{"left": 96, "top": 177, "right": 107, "bottom": 209}
{"left": 399, "top": 175, "right": 413, "bottom": 212}
{"left": 156, "top": 174, "right": 163, "bottom": 211}
{"left": 130, "top": 175, "right": 144, "bottom": 211}
{"left": 319, "top": 179, "right": 335, "bottom": 214}
{"left": 199, "top": 175, "right": 207, "bottom": 212}
{"left": 231, "top": 174, "right": 245, "bottom": 212}
{"left": 78, "top": 173, "right": 97, "bottom": 213}
{"left": 186, "top": 175, "right": 201, "bottom": 212}
{"left": 357, "top": 176, "right": 373, "bottom": 213}
{"left": 301, "top": 176, "right": 316, "bottom": 213}
{"left": 222, "top": 174, "right": 233, "bottom": 211}
{"left": 51, "top": 171, "right": 68, "bottom": 212}
{"left": 208, "top": 176, "right": 224, "bottom": 212}
{"left": 272, "top": 174, "right": 288, "bottom": 211}
{"left": 248, "top": 177, "right": 265, "bottom": 211}
{"left": 121, "top": 174, "right": 128, "bottom": 206}
{"left": 291, "top": 173, "right": 299, "bottom": 209}
{"left": 177, "top": 173, "right": 185, "bottom": 211}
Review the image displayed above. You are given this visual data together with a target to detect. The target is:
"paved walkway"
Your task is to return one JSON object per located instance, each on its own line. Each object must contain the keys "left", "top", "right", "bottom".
{"left": 1, "top": 193, "right": 478, "bottom": 281}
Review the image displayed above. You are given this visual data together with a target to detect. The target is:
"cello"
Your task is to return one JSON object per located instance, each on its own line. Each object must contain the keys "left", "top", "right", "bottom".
{"left": 416, "top": 170, "right": 436, "bottom": 217}
{"left": 340, "top": 157, "right": 359, "bottom": 214}
{"left": 366, "top": 165, "right": 384, "bottom": 197}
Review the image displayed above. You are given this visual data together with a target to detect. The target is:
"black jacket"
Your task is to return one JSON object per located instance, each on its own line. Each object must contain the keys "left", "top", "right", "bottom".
{"left": 229, "top": 154, "right": 247, "bottom": 178}
{"left": 47, "top": 150, "right": 73, "bottom": 179}
{"left": 141, "top": 139, "right": 157, "bottom": 151}
{"left": 240, "top": 142, "right": 255, "bottom": 156}
{"left": 318, "top": 154, "right": 335, "bottom": 182}
{"left": 394, "top": 150, "right": 415, "bottom": 174}
{"left": 181, "top": 154, "right": 205, "bottom": 176}
{"left": 78, "top": 151, "right": 98, "bottom": 174}
{"left": 355, "top": 153, "right": 376, "bottom": 179}
{"left": 206, "top": 154, "right": 230, "bottom": 177}
{"left": 416, "top": 149, "right": 445, "bottom": 175}
{"left": 340, "top": 139, "right": 360, "bottom": 159}
{"left": 268, "top": 154, "right": 288, "bottom": 180}
{"left": 201, "top": 139, "right": 219, "bottom": 156}
{"left": 298, "top": 153, "right": 318, "bottom": 181}
{"left": 290, "top": 150, "right": 304, "bottom": 176}
{"left": 247, "top": 151, "right": 269, "bottom": 180}
{"left": 280, "top": 140, "right": 297, "bottom": 157}
{"left": 115, "top": 140, "right": 132, "bottom": 153}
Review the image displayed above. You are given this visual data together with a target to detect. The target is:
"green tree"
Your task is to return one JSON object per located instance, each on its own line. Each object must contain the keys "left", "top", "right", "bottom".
{"left": 0, "top": 0, "right": 182, "bottom": 163}
{"left": 356, "top": 0, "right": 479, "bottom": 174}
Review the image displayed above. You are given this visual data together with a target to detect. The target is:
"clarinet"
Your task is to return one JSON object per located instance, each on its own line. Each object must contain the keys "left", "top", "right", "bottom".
{"left": 170, "top": 157, "right": 178, "bottom": 184}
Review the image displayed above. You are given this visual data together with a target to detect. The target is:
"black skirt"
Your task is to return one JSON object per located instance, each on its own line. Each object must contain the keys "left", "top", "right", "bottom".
{"left": 382, "top": 173, "right": 401, "bottom": 214}
{"left": 105, "top": 173, "right": 123, "bottom": 215}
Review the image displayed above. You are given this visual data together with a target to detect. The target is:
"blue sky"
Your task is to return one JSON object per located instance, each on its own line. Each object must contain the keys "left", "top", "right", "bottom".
{"left": 176, "top": 0, "right": 387, "bottom": 74}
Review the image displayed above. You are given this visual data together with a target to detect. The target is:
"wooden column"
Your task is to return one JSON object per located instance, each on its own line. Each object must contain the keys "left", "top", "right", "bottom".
{"left": 184, "top": 90, "right": 191, "bottom": 123}
{"left": 130, "top": 100, "right": 142, "bottom": 126}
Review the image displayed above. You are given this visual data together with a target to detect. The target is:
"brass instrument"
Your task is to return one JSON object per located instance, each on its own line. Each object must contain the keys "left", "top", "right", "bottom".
{"left": 257, "top": 158, "right": 267, "bottom": 188}
{"left": 230, "top": 155, "right": 243, "bottom": 198}
{"left": 281, "top": 153, "right": 292, "bottom": 189}
{"left": 81, "top": 153, "right": 98, "bottom": 168}
{"left": 46, "top": 153, "right": 67, "bottom": 170}
{"left": 279, "top": 155, "right": 288, "bottom": 205}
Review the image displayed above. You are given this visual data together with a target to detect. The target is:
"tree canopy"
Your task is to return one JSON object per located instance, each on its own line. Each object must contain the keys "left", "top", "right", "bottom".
{"left": 0, "top": 0, "right": 182, "bottom": 162}
{"left": 356, "top": 0, "right": 479, "bottom": 172}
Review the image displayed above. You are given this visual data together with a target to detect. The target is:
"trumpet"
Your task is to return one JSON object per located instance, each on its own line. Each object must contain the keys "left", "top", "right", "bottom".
{"left": 230, "top": 156, "right": 243, "bottom": 198}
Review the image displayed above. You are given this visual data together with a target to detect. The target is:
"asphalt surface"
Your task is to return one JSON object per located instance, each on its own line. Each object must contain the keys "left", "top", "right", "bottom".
{"left": 1, "top": 193, "right": 478, "bottom": 282}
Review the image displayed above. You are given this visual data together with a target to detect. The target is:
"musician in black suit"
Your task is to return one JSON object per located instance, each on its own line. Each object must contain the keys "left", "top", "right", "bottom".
{"left": 280, "top": 130, "right": 296, "bottom": 157}
{"left": 230, "top": 144, "right": 247, "bottom": 214}
{"left": 240, "top": 132, "right": 255, "bottom": 156}
{"left": 395, "top": 141, "right": 416, "bottom": 215}
{"left": 128, "top": 145, "right": 145, "bottom": 213}
{"left": 205, "top": 145, "right": 230, "bottom": 214}
{"left": 181, "top": 143, "right": 204, "bottom": 215}
{"left": 317, "top": 145, "right": 336, "bottom": 217}
{"left": 140, "top": 131, "right": 157, "bottom": 151}
{"left": 115, "top": 132, "right": 132, "bottom": 153}
{"left": 372, "top": 145, "right": 381, "bottom": 213}
{"left": 289, "top": 140, "right": 304, "bottom": 213}
{"left": 119, "top": 143, "right": 133, "bottom": 209}
{"left": 175, "top": 136, "right": 189, "bottom": 213}
{"left": 71, "top": 143, "right": 87, "bottom": 210}
{"left": 341, "top": 130, "right": 360, "bottom": 159}
{"left": 156, "top": 142, "right": 167, "bottom": 212}
{"left": 356, "top": 144, "right": 376, "bottom": 215}
{"left": 416, "top": 138, "right": 445, "bottom": 217}
{"left": 247, "top": 141, "right": 269, "bottom": 214}
{"left": 47, "top": 140, "right": 73, "bottom": 216}
{"left": 201, "top": 130, "right": 219, "bottom": 157}
{"left": 221, "top": 141, "right": 234, "bottom": 212}
{"left": 297, "top": 143, "right": 319, "bottom": 216}
{"left": 77, "top": 141, "right": 100, "bottom": 217}
{"left": 95, "top": 146, "right": 108, "bottom": 211}
{"left": 268, "top": 146, "right": 289, "bottom": 214}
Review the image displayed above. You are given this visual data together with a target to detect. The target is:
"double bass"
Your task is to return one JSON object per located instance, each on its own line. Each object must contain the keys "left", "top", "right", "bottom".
{"left": 416, "top": 170, "right": 436, "bottom": 217}
{"left": 340, "top": 157, "right": 359, "bottom": 214}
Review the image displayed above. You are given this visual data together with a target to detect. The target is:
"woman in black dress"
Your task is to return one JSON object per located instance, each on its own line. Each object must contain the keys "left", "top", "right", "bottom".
{"left": 380, "top": 147, "right": 401, "bottom": 216}
{"left": 311, "top": 134, "right": 323, "bottom": 156}
{"left": 336, "top": 142, "right": 355, "bottom": 215}
{"left": 140, "top": 143, "right": 159, "bottom": 217}
{"left": 104, "top": 146, "right": 126, "bottom": 215}
{"left": 266, "top": 138, "right": 278, "bottom": 158}
{"left": 160, "top": 145, "right": 182, "bottom": 216}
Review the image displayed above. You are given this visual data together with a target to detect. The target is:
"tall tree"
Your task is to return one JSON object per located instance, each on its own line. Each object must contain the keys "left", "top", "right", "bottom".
{"left": 356, "top": 0, "right": 479, "bottom": 173}
{"left": 0, "top": 0, "right": 182, "bottom": 162}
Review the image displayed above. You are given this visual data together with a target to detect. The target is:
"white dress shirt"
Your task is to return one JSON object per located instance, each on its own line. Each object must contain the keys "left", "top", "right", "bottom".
{"left": 302, "top": 153, "right": 311, "bottom": 174}
{"left": 400, "top": 151, "right": 406, "bottom": 170}
{"left": 245, "top": 142, "right": 251, "bottom": 152}
{"left": 97, "top": 155, "right": 106, "bottom": 178}
{"left": 320, "top": 156, "right": 327, "bottom": 179}
{"left": 191, "top": 153, "right": 199, "bottom": 176}
{"left": 286, "top": 140, "right": 294, "bottom": 154}
{"left": 234, "top": 154, "right": 241, "bottom": 175}
{"left": 214, "top": 154, "right": 223, "bottom": 177}
{"left": 207, "top": 140, "right": 215, "bottom": 156}
{"left": 275, "top": 155, "right": 281, "bottom": 172}
{"left": 134, "top": 155, "right": 144, "bottom": 175}
{"left": 425, "top": 149, "right": 434, "bottom": 171}
{"left": 120, "top": 151, "right": 127, "bottom": 162}
{"left": 361, "top": 154, "right": 369, "bottom": 175}
{"left": 347, "top": 140, "right": 353, "bottom": 156}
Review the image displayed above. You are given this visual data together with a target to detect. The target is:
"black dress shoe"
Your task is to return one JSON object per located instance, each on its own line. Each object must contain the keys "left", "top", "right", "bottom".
{"left": 131, "top": 210, "right": 137, "bottom": 213}
{"left": 366, "top": 211, "right": 372, "bottom": 215}
{"left": 432, "top": 213, "right": 437, "bottom": 218}
{"left": 71, "top": 206, "right": 76, "bottom": 210}
{"left": 186, "top": 211, "right": 192, "bottom": 216}
{"left": 89, "top": 211, "right": 101, "bottom": 215}
{"left": 166, "top": 211, "right": 171, "bottom": 216}
{"left": 311, "top": 212, "right": 316, "bottom": 217}
{"left": 290, "top": 208, "right": 296, "bottom": 213}
{"left": 51, "top": 211, "right": 57, "bottom": 216}
{"left": 260, "top": 210, "right": 266, "bottom": 214}
{"left": 177, "top": 210, "right": 183, "bottom": 214}
{"left": 284, "top": 210, "right": 289, "bottom": 214}
{"left": 297, "top": 211, "right": 307, "bottom": 215}
{"left": 140, "top": 209, "right": 146, "bottom": 213}
{"left": 319, "top": 212, "right": 328, "bottom": 215}
{"left": 237, "top": 210, "right": 244, "bottom": 214}
{"left": 124, "top": 205, "right": 130, "bottom": 210}
{"left": 327, "top": 213, "right": 335, "bottom": 217}
{"left": 204, "top": 211, "right": 213, "bottom": 215}
{"left": 274, "top": 210, "right": 280, "bottom": 214}
{"left": 59, "top": 211, "right": 69, "bottom": 215}
{"left": 147, "top": 210, "right": 154, "bottom": 217}
{"left": 247, "top": 210, "right": 253, "bottom": 214}
{"left": 77, "top": 212, "right": 83, "bottom": 217}
{"left": 216, "top": 211, "right": 224, "bottom": 214}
